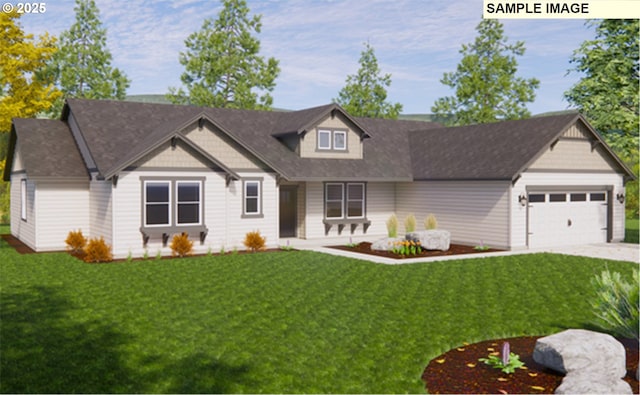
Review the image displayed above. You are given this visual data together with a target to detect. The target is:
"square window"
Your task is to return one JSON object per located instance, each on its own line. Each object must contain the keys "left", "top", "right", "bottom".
{"left": 334, "top": 131, "right": 346, "bottom": 150}
{"left": 549, "top": 193, "right": 567, "bottom": 202}
{"left": 177, "top": 181, "right": 201, "bottom": 225}
{"left": 528, "top": 193, "right": 545, "bottom": 203}
{"left": 325, "top": 183, "right": 344, "bottom": 218}
{"left": 346, "top": 183, "right": 364, "bottom": 218}
{"left": 590, "top": 193, "right": 606, "bottom": 202}
{"left": 318, "top": 130, "right": 331, "bottom": 150}
{"left": 570, "top": 193, "right": 587, "bottom": 202}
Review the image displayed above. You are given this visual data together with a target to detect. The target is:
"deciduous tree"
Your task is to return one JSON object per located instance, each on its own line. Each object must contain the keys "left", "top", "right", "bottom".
{"left": 565, "top": 20, "right": 639, "bottom": 217}
{"left": 47, "top": 0, "right": 130, "bottom": 115}
{"left": 168, "top": 0, "right": 280, "bottom": 110}
{"left": 432, "top": 19, "right": 539, "bottom": 126}
{"left": 334, "top": 42, "right": 403, "bottom": 119}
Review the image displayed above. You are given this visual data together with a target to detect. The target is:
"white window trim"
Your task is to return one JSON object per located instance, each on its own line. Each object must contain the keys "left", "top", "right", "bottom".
{"left": 144, "top": 180, "right": 172, "bottom": 227}
{"left": 318, "top": 129, "right": 332, "bottom": 150}
{"left": 176, "top": 180, "right": 202, "bottom": 226}
{"left": 243, "top": 180, "right": 262, "bottom": 216}
{"left": 333, "top": 130, "right": 347, "bottom": 150}
{"left": 346, "top": 183, "right": 365, "bottom": 219}
{"left": 20, "top": 179, "right": 27, "bottom": 221}
{"left": 325, "top": 183, "right": 344, "bottom": 219}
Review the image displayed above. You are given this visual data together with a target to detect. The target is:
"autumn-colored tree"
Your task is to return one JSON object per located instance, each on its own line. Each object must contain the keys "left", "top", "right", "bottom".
{"left": 0, "top": 11, "right": 60, "bottom": 133}
{"left": 0, "top": 11, "right": 61, "bottom": 222}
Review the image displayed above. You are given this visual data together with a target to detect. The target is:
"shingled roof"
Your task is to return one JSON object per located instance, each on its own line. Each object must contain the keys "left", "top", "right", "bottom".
{"left": 4, "top": 99, "right": 634, "bottom": 183}
{"left": 4, "top": 119, "right": 88, "bottom": 180}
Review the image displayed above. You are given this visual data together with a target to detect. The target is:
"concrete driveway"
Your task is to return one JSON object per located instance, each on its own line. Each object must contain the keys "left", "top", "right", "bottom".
{"left": 537, "top": 243, "right": 639, "bottom": 263}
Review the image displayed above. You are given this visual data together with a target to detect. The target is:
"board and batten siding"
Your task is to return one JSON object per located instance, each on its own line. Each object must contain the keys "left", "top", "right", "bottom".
{"left": 511, "top": 172, "right": 625, "bottom": 247}
{"left": 10, "top": 174, "right": 36, "bottom": 250}
{"left": 89, "top": 179, "right": 113, "bottom": 245}
{"left": 34, "top": 181, "right": 90, "bottom": 251}
{"left": 303, "top": 182, "right": 394, "bottom": 239}
{"left": 396, "top": 181, "right": 511, "bottom": 249}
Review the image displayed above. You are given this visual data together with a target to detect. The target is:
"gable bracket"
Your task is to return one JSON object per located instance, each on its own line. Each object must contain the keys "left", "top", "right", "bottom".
{"left": 198, "top": 116, "right": 205, "bottom": 130}
{"left": 590, "top": 139, "right": 601, "bottom": 152}
{"left": 511, "top": 174, "right": 521, "bottom": 186}
{"left": 549, "top": 138, "right": 560, "bottom": 150}
{"left": 112, "top": 174, "right": 119, "bottom": 187}
{"left": 170, "top": 137, "right": 177, "bottom": 149}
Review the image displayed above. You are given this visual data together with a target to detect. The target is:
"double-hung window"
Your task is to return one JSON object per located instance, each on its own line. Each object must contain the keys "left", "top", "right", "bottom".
{"left": 144, "top": 181, "right": 171, "bottom": 226}
{"left": 143, "top": 179, "right": 203, "bottom": 228}
{"left": 243, "top": 179, "right": 263, "bottom": 217}
{"left": 325, "top": 182, "right": 366, "bottom": 219}
{"left": 176, "top": 181, "right": 201, "bottom": 225}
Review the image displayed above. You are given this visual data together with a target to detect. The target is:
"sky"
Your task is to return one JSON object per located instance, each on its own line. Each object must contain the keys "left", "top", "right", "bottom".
{"left": 15, "top": 0, "right": 608, "bottom": 115}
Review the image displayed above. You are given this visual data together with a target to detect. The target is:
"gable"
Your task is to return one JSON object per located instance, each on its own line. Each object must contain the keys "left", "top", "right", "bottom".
{"left": 183, "top": 123, "right": 270, "bottom": 171}
{"left": 131, "top": 140, "right": 212, "bottom": 170}
{"left": 298, "top": 113, "right": 364, "bottom": 159}
{"left": 528, "top": 121, "right": 620, "bottom": 172}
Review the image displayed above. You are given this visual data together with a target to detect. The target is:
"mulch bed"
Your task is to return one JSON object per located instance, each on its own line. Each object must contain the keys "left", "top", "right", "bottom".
{"left": 1, "top": 233, "right": 37, "bottom": 254}
{"left": 330, "top": 241, "right": 502, "bottom": 260}
{"left": 423, "top": 336, "right": 639, "bottom": 394}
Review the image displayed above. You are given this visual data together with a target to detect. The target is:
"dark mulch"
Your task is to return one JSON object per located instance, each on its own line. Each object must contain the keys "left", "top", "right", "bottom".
{"left": 423, "top": 336, "right": 639, "bottom": 394}
{"left": 1, "top": 233, "right": 37, "bottom": 254}
{"left": 330, "top": 241, "right": 502, "bottom": 260}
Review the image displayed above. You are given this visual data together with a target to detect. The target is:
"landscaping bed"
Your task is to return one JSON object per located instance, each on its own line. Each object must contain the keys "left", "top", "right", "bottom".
{"left": 331, "top": 241, "right": 503, "bottom": 259}
{"left": 423, "top": 336, "right": 639, "bottom": 394}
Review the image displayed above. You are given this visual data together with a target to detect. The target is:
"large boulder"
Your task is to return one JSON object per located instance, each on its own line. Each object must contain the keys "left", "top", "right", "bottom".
{"left": 533, "top": 329, "right": 631, "bottom": 394}
{"left": 533, "top": 329, "right": 626, "bottom": 377}
{"left": 555, "top": 371, "right": 632, "bottom": 394}
{"left": 405, "top": 230, "right": 450, "bottom": 251}
{"left": 371, "top": 237, "right": 404, "bottom": 251}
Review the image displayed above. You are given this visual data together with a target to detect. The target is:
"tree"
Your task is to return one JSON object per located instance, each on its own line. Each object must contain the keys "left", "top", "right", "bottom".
{"left": 167, "top": 0, "right": 280, "bottom": 110}
{"left": 432, "top": 19, "right": 539, "bottom": 126}
{"left": 0, "top": 11, "right": 60, "bottom": 132}
{"left": 0, "top": 11, "right": 61, "bottom": 222}
{"left": 47, "top": 0, "right": 130, "bottom": 115}
{"left": 334, "top": 42, "right": 403, "bottom": 119}
{"left": 565, "top": 20, "right": 639, "bottom": 217}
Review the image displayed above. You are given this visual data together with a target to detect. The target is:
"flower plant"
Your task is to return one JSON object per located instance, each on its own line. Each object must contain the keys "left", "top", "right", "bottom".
{"left": 478, "top": 341, "right": 525, "bottom": 374}
{"left": 390, "top": 240, "right": 422, "bottom": 256}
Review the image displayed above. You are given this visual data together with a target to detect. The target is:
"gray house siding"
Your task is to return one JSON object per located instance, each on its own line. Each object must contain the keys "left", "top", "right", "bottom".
{"left": 396, "top": 181, "right": 511, "bottom": 249}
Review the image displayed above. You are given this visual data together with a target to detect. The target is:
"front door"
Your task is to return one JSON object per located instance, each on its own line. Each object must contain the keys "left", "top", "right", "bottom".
{"left": 279, "top": 186, "right": 297, "bottom": 238}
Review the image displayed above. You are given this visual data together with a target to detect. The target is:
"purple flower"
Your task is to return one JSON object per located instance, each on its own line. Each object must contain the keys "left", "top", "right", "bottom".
{"left": 502, "top": 342, "right": 510, "bottom": 366}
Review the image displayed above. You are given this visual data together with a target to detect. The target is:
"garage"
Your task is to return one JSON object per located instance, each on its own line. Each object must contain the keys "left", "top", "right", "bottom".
{"left": 527, "top": 189, "right": 610, "bottom": 248}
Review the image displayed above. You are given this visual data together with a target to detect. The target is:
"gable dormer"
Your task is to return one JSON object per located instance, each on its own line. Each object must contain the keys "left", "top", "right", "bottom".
{"left": 276, "top": 104, "right": 370, "bottom": 160}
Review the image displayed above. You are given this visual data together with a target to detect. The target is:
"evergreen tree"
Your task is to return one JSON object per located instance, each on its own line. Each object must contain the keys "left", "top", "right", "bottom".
{"left": 168, "top": 0, "right": 280, "bottom": 110}
{"left": 48, "top": 0, "right": 130, "bottom": 115}
{"left": 432, "top": 19, "right": 539, "bottom": 126}
{"left": 565, "top": 20, "right": 639, "bottom": 217}
{"left": 334, "top": 42, "right": 403, "bottom": 119}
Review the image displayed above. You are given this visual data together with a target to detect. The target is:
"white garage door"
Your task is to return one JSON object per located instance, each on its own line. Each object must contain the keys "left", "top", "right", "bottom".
{"left": 528, "top": 191, "right": 608, "bottom": 248}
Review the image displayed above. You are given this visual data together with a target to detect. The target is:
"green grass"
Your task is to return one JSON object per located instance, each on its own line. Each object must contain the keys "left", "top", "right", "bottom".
{"left": 625, "top": 218, "right": 639, "bottom": 244}
{"left": 1, "top": 236, "right": 636, "bottom": 393}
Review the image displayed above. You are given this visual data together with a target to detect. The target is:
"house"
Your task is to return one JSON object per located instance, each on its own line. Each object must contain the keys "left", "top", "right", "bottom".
{"left": 4, "top": 99, "right": 634, "bottom": 258}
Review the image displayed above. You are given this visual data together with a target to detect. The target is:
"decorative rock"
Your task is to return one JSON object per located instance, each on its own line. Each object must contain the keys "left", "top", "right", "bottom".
{"left": 533, "top": 329, "right": 631, "bottom": 394}
{"left": 533, "top": 329, "right": 626, "bottom": 378}
{"left": 371, "top": 237, "right": 404, "bottom": 251}
{"left": 405, "top": 230, "right": 450, "bottom": 251}
{"left": 555, "top": 371, "right": 632, "bottom": 394}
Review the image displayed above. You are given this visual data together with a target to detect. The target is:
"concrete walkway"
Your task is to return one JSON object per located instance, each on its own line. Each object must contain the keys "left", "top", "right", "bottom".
{"left": 285, "top": 237, "right": 639, "bottom": 265}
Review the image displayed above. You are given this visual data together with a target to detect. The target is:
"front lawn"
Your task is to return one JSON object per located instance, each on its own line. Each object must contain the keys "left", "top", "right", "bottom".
{"left": 0, "top": 238, "right": 636, "bottom": 393}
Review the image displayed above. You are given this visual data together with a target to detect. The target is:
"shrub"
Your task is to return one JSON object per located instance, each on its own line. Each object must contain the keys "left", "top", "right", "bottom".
{"left": 386, "top": 214, "right": 398, "bottom": 238}
{"left": 244, "top": 230, "right": 266, "bottom": 252}
{"left": 404, "top": 214, "right": 416, "bottom": 233}
{"left": 83, "top": 237, "right": 113, "bottom": 263}
{"left": 425, "top": 213, "right": 438, "bottom": 230}
{"left": 170, "top": 233, "right": 194, "bottom": 257}
{"left": 590, "top": 268, "right": 639, "bottom": 339}
{"left": 65, "top": 229, "right": 87, "bottom": 253}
